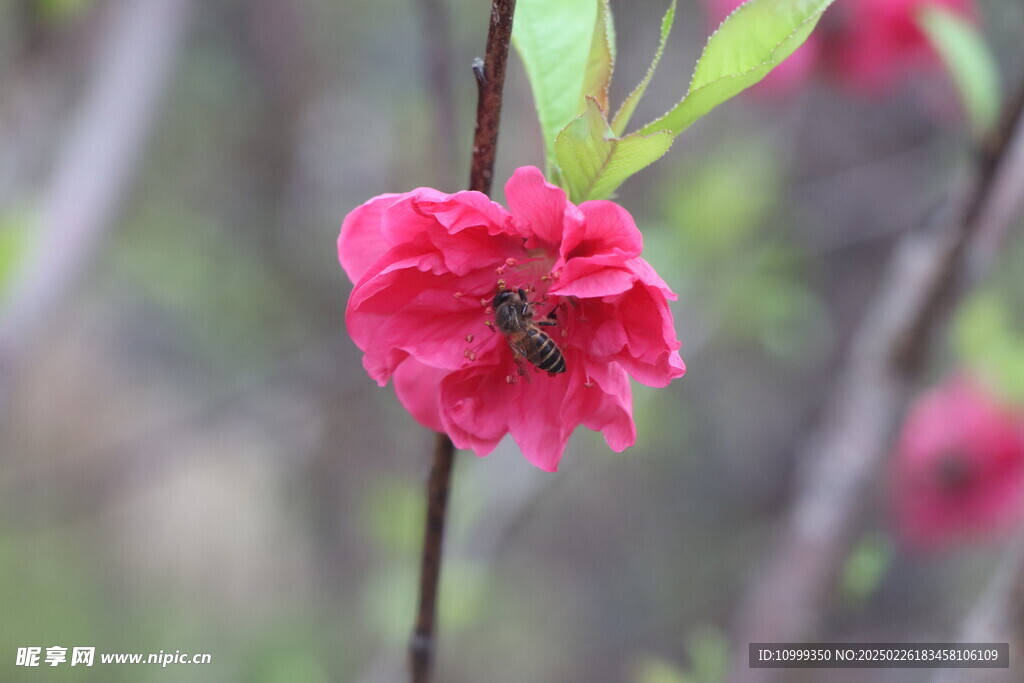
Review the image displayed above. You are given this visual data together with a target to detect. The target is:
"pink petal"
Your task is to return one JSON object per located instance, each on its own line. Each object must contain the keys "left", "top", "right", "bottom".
{"left": 377, "top": 188, "right": 451, "bottom": 245}
{"left": 562, "top": 200, "right": 643, "bottom": 261}
{"left": 368, "top": 191, "right": 520, "bottom": 277}
{"left": 550, "top": 262, "right": 636, "bottom": 299}
{"left": 626, "top": 257, "right": 678, "bottom": 300}
{"left": 414, "top": 191, "right": 514, "bottom": 237}
{"left": 568, "top": 281, "right": 685, "bottom": 387}
{"left": 504, "top": 166, "right": 574, "bottom": 246}
{"left": 505, "top": 368, "right": 578, "bottom": 471}
{"left": 348, "top": 266, "right": 504, "bottom": 380}
{"left": 574, "top": 360, "right": 636, "bottom": 452}
{"left": 439, "top": 364, "right": 517, "bottom": 457}
{"left": 338, "top": 193, "right": 403, "bottom": 283}
{"left": 393, "top": 358, "right": 447, "bottom": 432}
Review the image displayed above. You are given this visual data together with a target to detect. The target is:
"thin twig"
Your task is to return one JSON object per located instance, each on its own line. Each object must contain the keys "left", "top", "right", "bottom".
{"left": 408, "top": 2, "right": 516, "bottom": 681}
{"left": 410, "top": 434, "right": 457, "bottom": 683}
{"left": 468, "top": 0, "right": 516, "bottom": 196}
{"left": 729, "top": 78, "right": 1024, "bottom": 683}
{"left": 0, "top": 0, "right": 194, "bottom": 416}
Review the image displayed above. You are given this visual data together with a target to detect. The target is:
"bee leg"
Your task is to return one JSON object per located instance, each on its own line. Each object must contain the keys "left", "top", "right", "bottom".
{"left": 536, "top": 310, "right": 558, "bottom": 327}
{"left": 515, "top": 360, "right": 532, "bottom": 383}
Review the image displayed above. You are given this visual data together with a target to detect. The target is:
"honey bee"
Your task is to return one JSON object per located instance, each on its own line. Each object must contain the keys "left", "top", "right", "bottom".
{"left": 493, "top": 288, "right": 566, "bottom": 374}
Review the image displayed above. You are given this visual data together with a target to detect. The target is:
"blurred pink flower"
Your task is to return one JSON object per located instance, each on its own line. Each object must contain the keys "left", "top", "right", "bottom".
{"left": 338, "top": 166, "right": 685, "bottom": 471}
{"left": 890, "top": 375, "right": 1024, "bottom": 549}
{"left": 704, "top": 0, "right": 976, "bottom": 96}
{"left": 831, "top": 0, "right": 975, "bottom": 94}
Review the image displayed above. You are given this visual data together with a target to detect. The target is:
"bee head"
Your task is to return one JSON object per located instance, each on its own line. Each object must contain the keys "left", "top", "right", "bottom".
{"left": 493, "top": 289, "right": 517, "bottom": 308}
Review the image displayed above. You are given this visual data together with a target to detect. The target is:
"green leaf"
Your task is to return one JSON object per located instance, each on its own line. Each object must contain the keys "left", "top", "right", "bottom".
{"left": 582, "top": 0, "right": 616, "bottom": 114}
{"left": 555, "top": 97, "right": 674, "bottom": 202}
{"left": 611, "top": 0, "right": 676, "bottom": 137}
{"left": 916, "top": 4, "right": 1001, "bottom": 140}
{"left": 513, "top": 0, "right": 599, "bottom": 170}
{"left": 638, "top": 0, "right": 836, "bottom": 137}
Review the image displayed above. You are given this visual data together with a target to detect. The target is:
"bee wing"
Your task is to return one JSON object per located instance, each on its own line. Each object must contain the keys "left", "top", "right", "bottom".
{"left": 506, "top": 330, "right": 543, "bottom": 360}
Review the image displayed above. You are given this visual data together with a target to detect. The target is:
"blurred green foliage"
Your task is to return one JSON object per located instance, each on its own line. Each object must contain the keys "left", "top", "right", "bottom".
{"left": 954, "top": 233, "right": 1024, "bottom": 404}
{"left": 0, "top": 208, "right": 33, "bottom": 297}
{"left": 918, "top": 4, "right": 1001, "bottom": 140}
{"left": 652, "top": 138, "right": 831, "bottom": 362}
{"left": 37, "top": 0, "right": 96, "bottom": 23}
{"left": 839, "top": 533, "right": 893, "bottom": 604}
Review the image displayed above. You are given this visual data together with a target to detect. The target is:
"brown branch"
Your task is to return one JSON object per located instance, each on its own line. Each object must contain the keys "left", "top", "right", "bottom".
{"left": 728, "top": 79, "right": 1024, "bottom": 683}
{"left": 408, "top": 2, "right": 516, "bottom": 681}
{"left": 467, "top": 0, "right": 516, "bottom": 196}
{"left": 892, "top": 84, "right": 1024, "bottom": 372}
{"left": 410, "top": 434, "right": 457, "bottom": 683}
{"left": 0, "top": 0, "right": 195, "bottom": 415}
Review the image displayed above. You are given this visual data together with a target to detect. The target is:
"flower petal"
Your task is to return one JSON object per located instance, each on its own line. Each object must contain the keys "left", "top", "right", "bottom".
{"left": 574, "top": 360, "right": 636, "bottom": 452}
{"left": 562, "top": 200, "right": 642, "bottom": 262}
{"left": 414, "top": 191, "right": 514, "bottom": 236}
{"left": 549, "top": 261, "right": 636, "bottom": 298}
{"left": 504, "top": 166, "right": 575, "bottom": 246}
{"left": 564, "top": 280, "right": 684, "bottom": 388}
{"left": 348, "top": 266, "right": 504, "bottom": 380}
{"left": 439, "top": 364, "right": 515, "bottom": 457}
{"left": 393, "top": 358, "right": 447, "bottom": 432}
{"left": 338, "top": 193, "right": 403, "bottom": 283}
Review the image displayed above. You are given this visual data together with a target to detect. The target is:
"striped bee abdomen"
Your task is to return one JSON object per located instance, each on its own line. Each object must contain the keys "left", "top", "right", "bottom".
{"left": 526, "top": 328, "right": 566, "bottom": 374}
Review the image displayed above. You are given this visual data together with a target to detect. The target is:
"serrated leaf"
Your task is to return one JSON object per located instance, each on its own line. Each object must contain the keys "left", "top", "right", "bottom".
{"left": 582, "top": 0, "right": 616, "bottom": 113}
{"left": 611, "top": 0, "right": 676, "bottom": 137}
{"left": 638, "top": 0, "right": 836, "bottom": 137}
{"left": 555, "top": 97, "right": 674, "bottom": 202}
{"left": 512, "top": 0, "right": 599, "bottom": 171}
{"left": 917, "top": 5, "right": 1000, "bottom": 140}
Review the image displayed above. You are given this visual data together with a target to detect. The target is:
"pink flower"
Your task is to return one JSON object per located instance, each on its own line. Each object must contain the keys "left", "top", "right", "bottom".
{"left": 703, "top": 0, "right": 977, "bottom": 96}
{"left": 338, "top": 166, "right": 685, "bottom": 471}
{"left": 831, "top": 0, "right": 975, "bottom": 94}
{"left": 890, "top": 375, "right": 1024, "bottom": 550}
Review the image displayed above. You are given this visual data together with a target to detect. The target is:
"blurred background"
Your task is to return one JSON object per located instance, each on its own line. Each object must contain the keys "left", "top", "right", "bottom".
{"left": 2, "top": 0, "right": 1024, "bottom": 681}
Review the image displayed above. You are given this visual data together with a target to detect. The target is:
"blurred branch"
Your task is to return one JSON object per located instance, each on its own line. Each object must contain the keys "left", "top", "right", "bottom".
{"left": 0, "top": 0, "right": 195, "bottom": 414}
{"left": 729, "top": 80, "right": 1024, "bottom": 683}
{"left": 930, "top": 529, "right": 1024, "bottom": 683}
{"left": 409, "top": 2, "right": 516, "bottom": 681}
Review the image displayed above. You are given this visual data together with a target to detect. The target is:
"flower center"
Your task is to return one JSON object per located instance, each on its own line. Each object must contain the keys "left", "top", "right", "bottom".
{"left": 462, "top": 246, "right": 573, "bottom": 383}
